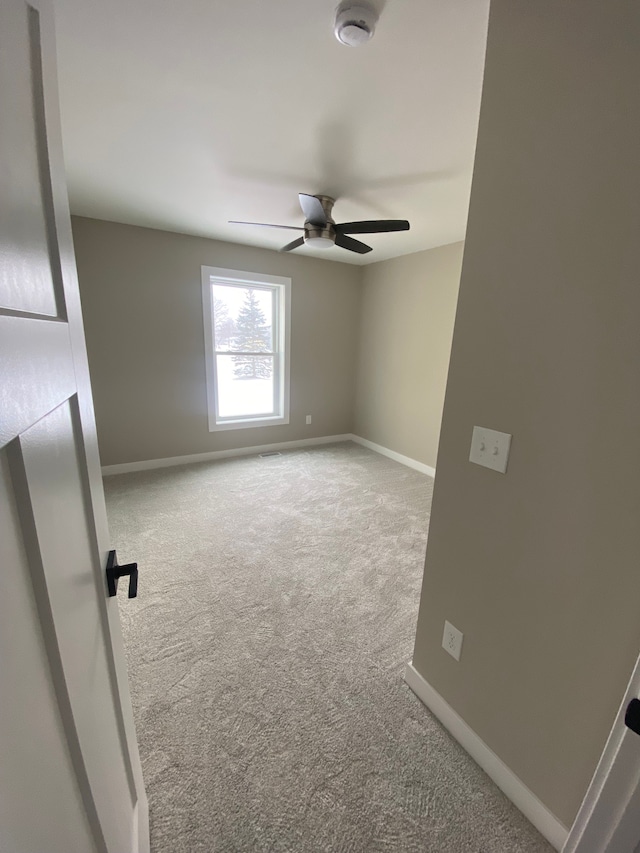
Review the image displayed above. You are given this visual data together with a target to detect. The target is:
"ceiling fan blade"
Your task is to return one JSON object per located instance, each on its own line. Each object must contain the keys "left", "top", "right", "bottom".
{"left": 229, "top": 221, "right": 304, "bottom": 231}
{"left": 280, "top": 236, "right": 305, "bottom": 253}
{"left": 336, "top": 220, "right": 410, "bottom": 234}
{"left": 298, "top": 193, "right": 327, "bottom": 226}
{"left": 335, "top": 234, "right": 373, "bottom": 254}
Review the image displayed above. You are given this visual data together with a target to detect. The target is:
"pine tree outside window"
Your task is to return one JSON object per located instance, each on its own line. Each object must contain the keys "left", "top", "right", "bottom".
{"left": 202, "top": 267, "right": 291, "bottom": 430}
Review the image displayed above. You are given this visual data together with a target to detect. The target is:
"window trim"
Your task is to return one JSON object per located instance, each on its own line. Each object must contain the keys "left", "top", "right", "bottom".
{"left": 201, "top": 266, "right": 291, "bottom": 432}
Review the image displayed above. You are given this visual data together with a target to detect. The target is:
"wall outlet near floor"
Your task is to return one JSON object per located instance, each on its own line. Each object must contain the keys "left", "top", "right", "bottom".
{"left": 442, "top": 620, "right": 463, "bottom": 661}
{"left": 305, "top": 415, "right": 312, "bottom": 424}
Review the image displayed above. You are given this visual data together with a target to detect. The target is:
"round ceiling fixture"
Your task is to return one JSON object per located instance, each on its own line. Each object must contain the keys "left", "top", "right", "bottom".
{"left": 305, "top": 235, "right": 334, "bottom": 249}
{"left": 334, "top": 2, "right": 379, "bottom": 47}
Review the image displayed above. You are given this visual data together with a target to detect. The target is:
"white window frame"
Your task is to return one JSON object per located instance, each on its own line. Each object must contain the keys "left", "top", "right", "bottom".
{"left": 201, "top": 266, "right": 291, "bottom": 431}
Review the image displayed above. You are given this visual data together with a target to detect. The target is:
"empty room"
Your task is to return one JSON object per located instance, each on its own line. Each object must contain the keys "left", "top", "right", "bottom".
{"left": 2, "top": 1, "right": 640, "bottom": 853}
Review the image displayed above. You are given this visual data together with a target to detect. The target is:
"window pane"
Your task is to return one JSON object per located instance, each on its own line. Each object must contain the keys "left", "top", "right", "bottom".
{"left": 212, "top": 284, "right": 273, "bottom": 352}
{"left": 216, "top": 354, "right": 275, "bottom": 418}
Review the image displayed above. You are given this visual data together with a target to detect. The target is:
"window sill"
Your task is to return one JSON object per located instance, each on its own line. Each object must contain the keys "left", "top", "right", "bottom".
{"left": 208, "top": 415, "right": 290, "bottom": 432}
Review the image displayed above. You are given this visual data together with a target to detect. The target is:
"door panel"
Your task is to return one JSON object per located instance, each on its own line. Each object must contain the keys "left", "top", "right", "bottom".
{"left": 14, "top": 399, "right": 135, "bottom": 853}
{"left": 0, "top": 451, "right": 97, "bottom": 853}
{"left": 0, "top": 1, "right": 62, "bottom": 318}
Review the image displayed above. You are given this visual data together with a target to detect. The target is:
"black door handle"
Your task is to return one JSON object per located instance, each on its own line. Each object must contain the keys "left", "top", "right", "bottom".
{"left": 625, "top": 698, "right": 640, "bottom": 736}
{"left": 106, "top": 549, "right": 138, "bottom": 599}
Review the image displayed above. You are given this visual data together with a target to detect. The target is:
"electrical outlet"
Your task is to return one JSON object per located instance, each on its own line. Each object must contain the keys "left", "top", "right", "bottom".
{"left": 442, "top": 620, "right": 463, "bottom": 661}
{"left": 306, "top": 415, "right": 312, "bottom": 424}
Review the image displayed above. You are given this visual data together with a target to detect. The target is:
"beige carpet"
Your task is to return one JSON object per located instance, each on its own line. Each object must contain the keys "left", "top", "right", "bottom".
{"left": 106, "top": 442, "right": 553, "bottom": 852}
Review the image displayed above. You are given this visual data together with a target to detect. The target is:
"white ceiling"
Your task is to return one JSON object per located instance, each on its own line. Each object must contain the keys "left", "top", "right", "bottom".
{"left": 52, "top": 0, "right": 489, "bottom": 265}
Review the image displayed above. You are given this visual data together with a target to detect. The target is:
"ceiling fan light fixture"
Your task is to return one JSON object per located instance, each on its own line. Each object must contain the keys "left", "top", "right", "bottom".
{"left": 305, "top": 236, "right": 334, "bottom": 249}
{"left": 334, "top": 3, "right": 378, "bottom": 47}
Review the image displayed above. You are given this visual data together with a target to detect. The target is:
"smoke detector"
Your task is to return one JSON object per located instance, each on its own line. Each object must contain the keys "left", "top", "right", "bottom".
{"left": 334, "top": 2, "right": 379, "bottom": 47}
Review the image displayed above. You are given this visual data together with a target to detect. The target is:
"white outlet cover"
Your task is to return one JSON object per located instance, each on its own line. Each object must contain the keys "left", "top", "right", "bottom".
{"left": 469, "top": 426, "right": 512, "bottom": 474}
{"left": 442, "top": 620, "right": 463, "bottom": 661}
{"left": 305, "top": 415, "right": 312, "bottom": 424}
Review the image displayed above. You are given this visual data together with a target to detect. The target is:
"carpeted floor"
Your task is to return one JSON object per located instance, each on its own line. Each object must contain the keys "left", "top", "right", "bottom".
{"left": 106, "top": 442, "right": 554, "bottom": 852}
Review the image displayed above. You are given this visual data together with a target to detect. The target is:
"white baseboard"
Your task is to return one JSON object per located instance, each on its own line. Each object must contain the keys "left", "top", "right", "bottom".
{"left": 350, "top": 435, "right": 436, "bottom": 478}
{"left": 404, "top": 662, "right": 568, "bottom": 851}
{"left": 101, "top": 433, "right": 436, "bottom": 477}
{"left": 101, "top": 434, "right": 353, "bottom": 475}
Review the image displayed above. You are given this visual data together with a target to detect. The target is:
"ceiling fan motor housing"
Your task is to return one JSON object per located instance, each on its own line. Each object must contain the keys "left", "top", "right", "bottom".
{"left": 334, "top": 3, "right": 379, "bottom": 47}
{"left": 304, "top": 223, "right": 336, "bottom": 249}
{"left": 303, "top": 195, "right": 336, "bottom": 248}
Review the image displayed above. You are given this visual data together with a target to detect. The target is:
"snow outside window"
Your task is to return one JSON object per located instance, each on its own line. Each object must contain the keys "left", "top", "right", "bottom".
{"left": 201, "top": 267, "right": 291, "bottom": 431}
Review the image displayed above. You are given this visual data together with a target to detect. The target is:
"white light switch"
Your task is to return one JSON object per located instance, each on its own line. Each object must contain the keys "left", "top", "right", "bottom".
{"left": 469, "top": 426, "right": 512, "bottom": 474}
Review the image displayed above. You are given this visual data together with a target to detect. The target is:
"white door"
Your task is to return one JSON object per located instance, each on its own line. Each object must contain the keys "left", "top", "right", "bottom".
{"left": 563, "top": 658, "right": 640, "bottom": 853}
{"left": 0, "top": 0, "right": 149, "bottom": 851}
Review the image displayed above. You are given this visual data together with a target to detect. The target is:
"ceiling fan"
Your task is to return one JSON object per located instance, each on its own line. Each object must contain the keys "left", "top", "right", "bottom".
{"left": 229, "top": 193, "right": 410, "bottom": 255}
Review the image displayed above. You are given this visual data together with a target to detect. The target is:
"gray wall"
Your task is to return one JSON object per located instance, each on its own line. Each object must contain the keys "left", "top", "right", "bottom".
{"left": 354, "top": 244, "right": 463, "bottom": 469}
{"left": 72, "top": 217, "right": 362, "bottom": 466}
{"left": 412, "top": 0, "right": 640, "bottom": 828}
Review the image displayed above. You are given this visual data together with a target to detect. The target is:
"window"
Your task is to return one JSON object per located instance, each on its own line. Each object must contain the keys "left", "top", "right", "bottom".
{"left": 202, "top": 266, "right": 291, "bottom": 431}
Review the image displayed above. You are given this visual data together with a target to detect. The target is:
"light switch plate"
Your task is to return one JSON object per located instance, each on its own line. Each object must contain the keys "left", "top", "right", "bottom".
{"left": 469, "top": 426, "right": 512, "bottom": 474}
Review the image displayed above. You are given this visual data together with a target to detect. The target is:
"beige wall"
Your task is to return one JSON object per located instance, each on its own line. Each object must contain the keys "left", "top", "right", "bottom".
{"left": 72, "top": 217, "right": 362, "bottom": 466}
{"left": 412, "top": 0, "right": 640, "bottom": 829}
{"left": 353, "top": 244, "right": 463, "bottom": 469}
